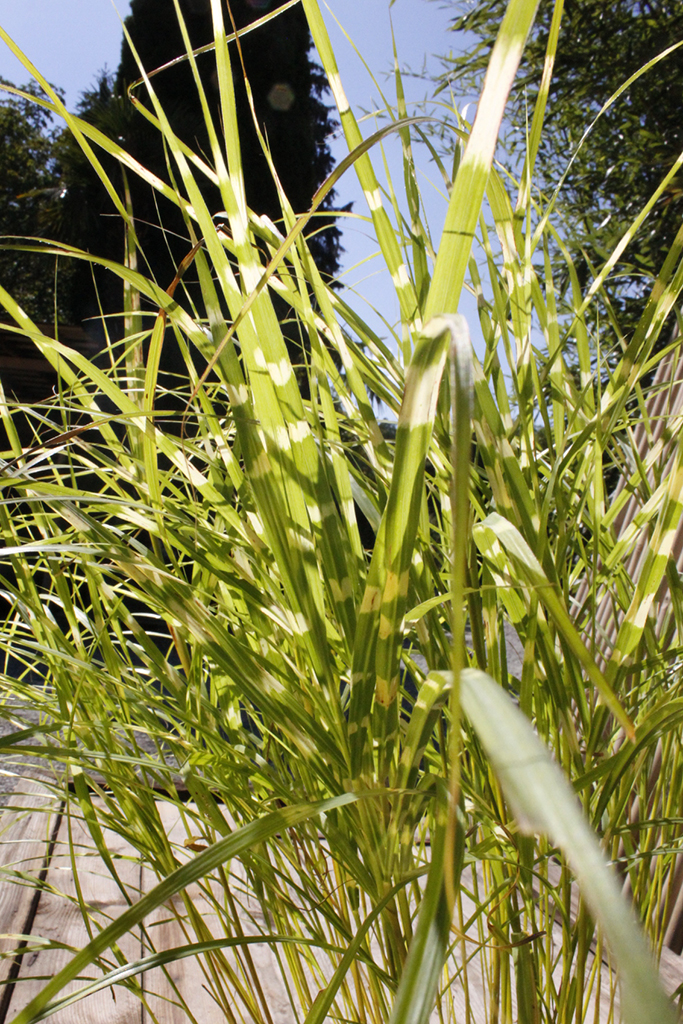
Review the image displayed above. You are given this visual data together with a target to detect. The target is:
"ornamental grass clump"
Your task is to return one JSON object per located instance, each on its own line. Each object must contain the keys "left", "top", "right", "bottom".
{"left": 0, "top": 1, "right": 682, "bottom": 1022}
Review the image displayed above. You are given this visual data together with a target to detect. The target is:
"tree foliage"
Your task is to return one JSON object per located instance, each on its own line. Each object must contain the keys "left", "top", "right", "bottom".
{"left": 117, "top": 0, "right": 341, "bottom": 275}
{"left": 435, "top": 0, "right": 683, "bottom": 333}
{"left": 0, "top": 79, "right": 66, "bottom": 322}
{"left": 1, "top": 0, "right": 342, "bottom": 332}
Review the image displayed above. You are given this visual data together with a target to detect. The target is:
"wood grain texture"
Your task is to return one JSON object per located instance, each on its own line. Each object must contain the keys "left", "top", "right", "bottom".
{"left": 0, "top": 793, "right": 297, "bottom": 1024}
{"left": 5, "top": 793, "right": 680, "bottom": 1022}
{"left": 4, "top": 803, "right": 143, "bottom": 1024}
{"left": 0, "top": 779, "right": 62, "bottom": 995}
{"left": 139, "top": 800, "right": 298, "bottom": 1024}
{"left": 141, "top": 800, "right": 241, "bottom": 1024}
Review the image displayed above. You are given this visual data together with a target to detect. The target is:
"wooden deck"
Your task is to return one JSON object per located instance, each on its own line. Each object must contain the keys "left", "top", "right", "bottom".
{"left": 0, "top": 779, "right": 295, "bottom": 1024}
{"left": 1, "top": 778, "right": 682, "bottom": 1024}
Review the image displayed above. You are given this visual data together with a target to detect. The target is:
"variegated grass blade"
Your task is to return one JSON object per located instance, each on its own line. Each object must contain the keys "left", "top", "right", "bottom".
{"left": 1, "top": 0, "right": 682, "bottom": 1022}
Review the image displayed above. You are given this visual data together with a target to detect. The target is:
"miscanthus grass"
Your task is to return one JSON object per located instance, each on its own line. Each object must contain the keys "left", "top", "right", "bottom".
{"left": 0, "top": 1, "right": 682, "bottom": 1022}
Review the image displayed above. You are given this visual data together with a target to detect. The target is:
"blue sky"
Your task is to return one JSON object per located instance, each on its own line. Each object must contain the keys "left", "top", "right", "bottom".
{"left": 0, "top": 1, "right": 453, "bottom": 111}
{"left": 0, "top": 1, "right": 477, "bottom": 348}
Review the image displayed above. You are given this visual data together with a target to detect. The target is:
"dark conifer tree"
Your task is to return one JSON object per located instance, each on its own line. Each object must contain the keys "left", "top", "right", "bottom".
{"left": 3, "top": 1, "right": 342, "bottom": 335}
{"left": 116, "top": 0, "right": 341, "bottom": 277}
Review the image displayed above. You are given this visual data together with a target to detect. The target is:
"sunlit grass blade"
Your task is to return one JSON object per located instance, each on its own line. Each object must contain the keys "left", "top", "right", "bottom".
{"left": 474, "top": 511, "right": 634, "bottom": 737}
{"left": 458, "top": 667, "right": 677, "bottom": 1024}
{"left": 349, "top": 316, "right": 452, "bottom": 777}
{"left": 301, "top": 0, "right": 421, "bottom": 350}
{"left": 425, "top": 0, "right": 540, "bottom": 319}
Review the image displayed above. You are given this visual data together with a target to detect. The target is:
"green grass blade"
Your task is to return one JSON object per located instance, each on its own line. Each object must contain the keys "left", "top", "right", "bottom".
{"left": 349, "top": 316, "right": 453, "bottom": 776}
{"left": 388, "top": 785, "right": 463, "bottom": 1024}
{"left": 425, "top": 0, "right": 540, "bottom": 319}
{"left": 605, "top": 431, "right": 683, "bottom": 685}
{"left": 458, "top": 667, "right": 676, "bottom": 1024}
{"left": 474, "top": 511, "right": 634, "bottom": 737}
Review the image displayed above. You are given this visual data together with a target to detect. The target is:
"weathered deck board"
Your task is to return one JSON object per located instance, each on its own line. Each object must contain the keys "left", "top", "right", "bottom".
{"left": 3, "top": 804, "right": 142, "bottom": 1024}
{"left": 0, "top": 779, "right": 62, "bottom": 1002}
{"left": 0, "top": 787, "right": 681, "bottom": 1023}
{"left": 140, "top": 800, "right": 297, "bottom": 1024}
{"left": 141, "top": 801, "right": 231, "bottom": 1024}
